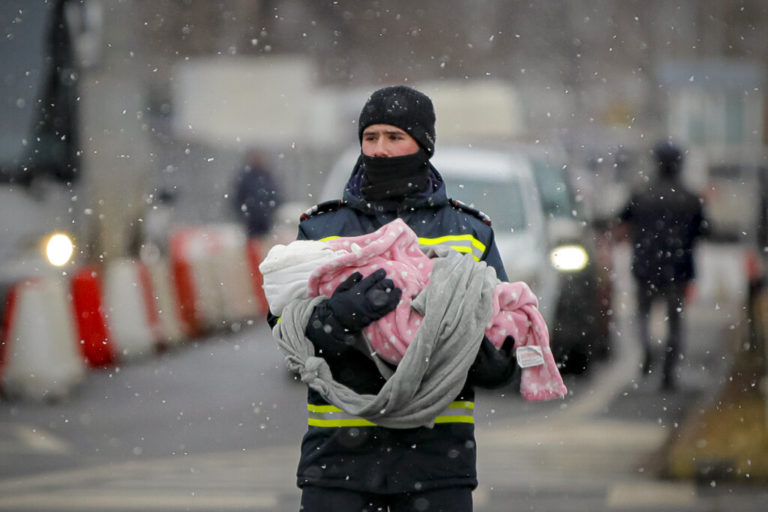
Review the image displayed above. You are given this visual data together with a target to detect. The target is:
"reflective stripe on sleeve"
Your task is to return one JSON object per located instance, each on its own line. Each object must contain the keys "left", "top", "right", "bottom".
{"left": 306, "top": 401, "right": 475, "bottom": 427}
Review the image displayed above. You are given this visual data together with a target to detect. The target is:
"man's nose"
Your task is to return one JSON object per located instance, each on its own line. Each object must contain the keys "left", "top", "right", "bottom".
{"left": 371, "top": 138, "right": 388, "bottom": 157}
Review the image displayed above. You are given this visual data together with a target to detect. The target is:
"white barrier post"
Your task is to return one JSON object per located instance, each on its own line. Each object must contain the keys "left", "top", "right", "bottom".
{"left": 145, "top": 259, "right": 186, "bottom": 348}
{"left": 170, "top": 228, "right": 223, "bottom": 335}
{"left": 102, "top": 259, "right": 160, "bottom": 360}
{"left": 209, "top": 224, "right": 259, "bottom": 324}
{"left": 0, "top": 277, "right": 85, "bottom": 401}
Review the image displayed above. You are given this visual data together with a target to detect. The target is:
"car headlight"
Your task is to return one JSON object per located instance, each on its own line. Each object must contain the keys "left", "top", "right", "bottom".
{"left": 44, "top": 232, "right": 75, "bottom": 267}
{"left": 550, "top": 244, "right": 589, "bottom": 272}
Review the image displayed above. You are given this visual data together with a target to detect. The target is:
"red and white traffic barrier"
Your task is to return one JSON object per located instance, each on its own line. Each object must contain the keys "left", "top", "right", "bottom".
{"left": 144, "top": 259, "right": 185, "bottom": 348}
{"left": 169, "top": 227, "right": 223, "bottom": 337}
{"left": 169, "top": 224, "right": 263, "bottom": 333}
{"left": 0, "top": 221, "right": 274, "bottom": 402}
{"left": 71, "top": 265, "right": 117, "bottom": 367}
{"left": 208, "top": 225, "right": 260, "bottom": 323}
{"left": 245, "top": 238, "right": 270, "bottom": 316}
{"left": 102, "top": 258, "right": 162, "bottom": 360}
{"left": 0, "top": 276, "right": 85, "bottom": 401}
{"left": 71, "top": 260, "right": 161, "bottom": 365}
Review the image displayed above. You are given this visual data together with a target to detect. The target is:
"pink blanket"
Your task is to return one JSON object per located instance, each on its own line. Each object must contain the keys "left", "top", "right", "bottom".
{"left": 307, "top": 219, "right": 567, "bottom": 401}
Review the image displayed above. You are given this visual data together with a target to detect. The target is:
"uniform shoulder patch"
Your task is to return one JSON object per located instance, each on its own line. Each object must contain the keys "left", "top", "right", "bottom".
{"left": 300, "top": 199, "right": 345, "bottom": 221}
{"left": 449, "top": 198, "right": 492, "bottom": 226}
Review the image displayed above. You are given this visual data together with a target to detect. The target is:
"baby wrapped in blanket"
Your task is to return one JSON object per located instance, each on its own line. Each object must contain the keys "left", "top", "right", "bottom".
{"left": 259, "top": 218, "right": 567, "bottom": 401}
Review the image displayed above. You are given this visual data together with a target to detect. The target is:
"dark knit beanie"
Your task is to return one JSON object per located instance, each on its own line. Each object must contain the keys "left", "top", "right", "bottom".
{"left": 358, "top": 85, "right": 436, "bottom": 156}
{"left": 653, "top": 140, "right": 684, "bottom": 178}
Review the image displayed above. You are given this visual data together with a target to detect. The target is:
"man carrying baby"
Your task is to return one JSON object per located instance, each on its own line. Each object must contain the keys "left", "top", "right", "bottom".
{"left": 268, "top": 85, "right": 519, "bottom": 512}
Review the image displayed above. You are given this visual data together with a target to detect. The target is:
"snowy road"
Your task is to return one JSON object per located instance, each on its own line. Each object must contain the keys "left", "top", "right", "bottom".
{"left": 0, "top": 242, "right": 766, "bottom": 511}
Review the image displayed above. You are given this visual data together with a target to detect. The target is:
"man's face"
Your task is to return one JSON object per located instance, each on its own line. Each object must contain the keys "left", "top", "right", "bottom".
{"left": 361, "top": 124, "right": 420, "bottom": 157}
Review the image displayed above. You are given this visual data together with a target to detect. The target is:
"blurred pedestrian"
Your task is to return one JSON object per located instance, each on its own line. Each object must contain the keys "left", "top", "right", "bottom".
{"left": 619, "top": 140, "right": 709, "bottom": 391}
{"left": 232, "top": 149, "right": 281, "bottom": 238}
{"left": 138, "top": 186, "right": 176, "bottom": 262}
{"left": 268, "top": 85, "right": 522, "bottom": 512}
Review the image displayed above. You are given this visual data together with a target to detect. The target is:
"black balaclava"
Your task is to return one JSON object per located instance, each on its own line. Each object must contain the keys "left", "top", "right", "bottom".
{"left": 357, "top": 86, "right": 436, "bottom": 201}
{"left": 360, "top": 148, "right": 431, "bottom": 201}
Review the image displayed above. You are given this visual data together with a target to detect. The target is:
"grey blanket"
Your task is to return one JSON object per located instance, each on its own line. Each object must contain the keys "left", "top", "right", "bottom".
{"left": 273, "top": 251, "right": 498, "bottom": 429}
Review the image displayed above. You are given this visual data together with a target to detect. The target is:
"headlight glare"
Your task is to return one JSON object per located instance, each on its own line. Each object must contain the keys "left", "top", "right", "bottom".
{"left": 550, "top": 244, "right": 589, "bottom": 272}
{"left": 45, "top": 233, "right": 75, "bottom": 267}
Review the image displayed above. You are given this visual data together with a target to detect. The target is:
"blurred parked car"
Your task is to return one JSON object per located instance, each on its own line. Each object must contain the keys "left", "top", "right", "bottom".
{"left": 322, "top": 145, "right": 612, "bottom": 374}
{"left": 521, "top": 146, "right": 613, "bottom": 372}
{"left": 431, "top": 146, "right": 554, "bottom": 303}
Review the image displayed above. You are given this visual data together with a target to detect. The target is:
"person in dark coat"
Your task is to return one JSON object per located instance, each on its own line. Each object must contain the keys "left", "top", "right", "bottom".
{"left": 232, "top": 149, "right": 281, "bottom": 238}
{"left": 269, "top": 85, "right": 518, "bottom": 512}
{"left": 619, "top": 141, "right": 709, "bottom": 391}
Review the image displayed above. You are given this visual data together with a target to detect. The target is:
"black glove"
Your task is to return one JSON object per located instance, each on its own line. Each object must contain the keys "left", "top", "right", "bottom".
{"left": 326, "top": 269, "right": 402, "bottom": 332}
{"left": 466, "top": 335, "right": 518, "bottom": 389}
{"left": 305, "top": 269, "right": 402, "bottom": 352}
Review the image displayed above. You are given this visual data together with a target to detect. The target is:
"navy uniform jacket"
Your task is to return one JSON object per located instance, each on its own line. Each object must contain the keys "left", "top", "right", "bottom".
{"left": 280, "top": 160, "right": 514, "bottom": 494}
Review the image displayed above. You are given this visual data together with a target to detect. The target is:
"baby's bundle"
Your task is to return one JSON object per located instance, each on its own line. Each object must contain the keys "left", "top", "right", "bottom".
{"left": 260, "top": 219, "right": 567, "bottom": 401}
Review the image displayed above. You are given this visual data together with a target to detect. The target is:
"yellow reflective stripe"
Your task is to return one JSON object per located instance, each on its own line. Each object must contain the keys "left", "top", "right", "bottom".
{"left": 306, "top": 401, "right": 475, "bottom": 427}
{"left": 307, "top": 405, "right": 377, "bottom": 427}
{"left": 418, "top": 234, "right": 486, "bottom": 253}
{"left": 318, "top": 234, "right": 485, "bottom": 261}
{"left": 417, "top": 235, "right": 485, "bottom": 261}
{"left": 436, "top": 402, "right": 476, "bottom": 424}
{"left": 307, "top": 404, "right": 344, "bottom": 413}
{"left": 448, "top": 401, "right": 475, "bottom": 410}
{"left": 434, "top": 415, "right": 475, "bottom": 424}
{"left": 308, "top": 417, "right": 378, "bottom": 427}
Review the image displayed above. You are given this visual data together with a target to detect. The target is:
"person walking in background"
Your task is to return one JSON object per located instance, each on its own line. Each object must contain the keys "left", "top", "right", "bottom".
{"left": 137, "top": 186, "right": 176, "bottom": 262}
{"left": 232, "top": 149, "right": 281, "bottom": 238}
{"left": 268, "top": 85, "right": 523, "bottom": 512}
{"left": 619, "top": 140, "right": 709, "bottom": 391}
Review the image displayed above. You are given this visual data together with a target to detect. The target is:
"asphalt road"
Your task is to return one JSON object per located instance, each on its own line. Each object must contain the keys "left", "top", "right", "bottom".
{"left": 1, "top": 242, "right": 767, "bottom": 511}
